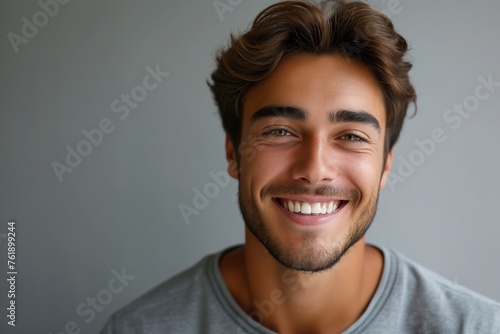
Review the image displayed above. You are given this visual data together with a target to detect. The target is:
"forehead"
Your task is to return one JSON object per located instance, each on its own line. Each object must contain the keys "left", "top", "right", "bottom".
{"left": 242, "top": 52, "right": 386, "bottom": 127}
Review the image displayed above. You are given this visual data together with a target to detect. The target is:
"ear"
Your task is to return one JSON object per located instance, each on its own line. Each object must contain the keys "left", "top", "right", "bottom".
{"left": 225, "top": 135, "right": 239, "bottom": 179}
{"left": 379, "top": 149, "right": 393, "bottom": 190}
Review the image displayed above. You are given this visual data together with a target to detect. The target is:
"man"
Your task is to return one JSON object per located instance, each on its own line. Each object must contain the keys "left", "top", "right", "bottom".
{"left": 101, "top": 1, "right": 500, "bottom": 333}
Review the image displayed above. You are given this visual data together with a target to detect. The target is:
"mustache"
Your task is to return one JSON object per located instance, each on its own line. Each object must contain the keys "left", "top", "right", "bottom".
{"left": 262, "top": 183, "right": 361, "bottom": 204}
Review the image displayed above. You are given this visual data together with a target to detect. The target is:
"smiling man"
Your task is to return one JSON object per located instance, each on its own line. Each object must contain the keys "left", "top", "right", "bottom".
{"left": 101, "top": 1, "right": 500, "bottom": 333}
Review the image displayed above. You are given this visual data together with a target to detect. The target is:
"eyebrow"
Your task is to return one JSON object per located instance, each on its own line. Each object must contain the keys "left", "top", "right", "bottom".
{"left": 250, "top": 106, "right": 306, "bottom": 123}
{"left": 330, "top": 109, "right": 381, "bottom": 133}
{"left": 250, "top": 106, "right": 381, "bottom": 133}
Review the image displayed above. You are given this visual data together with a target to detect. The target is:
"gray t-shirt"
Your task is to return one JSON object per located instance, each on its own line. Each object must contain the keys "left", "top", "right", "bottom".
{"left": 100, "top": 245, "right": 500, "bottom": 333}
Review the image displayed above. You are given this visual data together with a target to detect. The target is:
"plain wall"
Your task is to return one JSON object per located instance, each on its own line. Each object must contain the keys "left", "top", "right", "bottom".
{"left": 1, "top": 0, "right": 499, "bottom": 333}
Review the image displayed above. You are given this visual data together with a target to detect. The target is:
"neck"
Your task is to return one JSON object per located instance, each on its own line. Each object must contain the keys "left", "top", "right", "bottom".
{"left": 220, "top": 230, "right": 383, "bottom": 334}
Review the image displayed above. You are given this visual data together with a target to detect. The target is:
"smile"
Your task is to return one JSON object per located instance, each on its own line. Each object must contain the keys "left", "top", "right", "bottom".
{"left": 275, "top": 198, "right": 346, "bottom": 216}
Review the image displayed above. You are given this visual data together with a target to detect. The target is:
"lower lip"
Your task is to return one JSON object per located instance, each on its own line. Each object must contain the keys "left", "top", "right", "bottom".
{"left": 273, "top": 200, "right": 343, "bottom": 226}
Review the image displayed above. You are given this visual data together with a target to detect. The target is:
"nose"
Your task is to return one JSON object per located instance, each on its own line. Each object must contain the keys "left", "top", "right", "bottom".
{"left": 291, "top": 134, "right": 337, "bottom": 184}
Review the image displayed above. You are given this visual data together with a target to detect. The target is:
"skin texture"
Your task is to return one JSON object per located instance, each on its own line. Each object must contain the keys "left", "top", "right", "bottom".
{"left": 220, "top": 52, "right": 394, "bottom": 333}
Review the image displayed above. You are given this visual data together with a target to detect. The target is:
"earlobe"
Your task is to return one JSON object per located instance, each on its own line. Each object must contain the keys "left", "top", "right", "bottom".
{"left": 379, "top": 150, "right": 394, "bottom": 189}
{"left": 225, "top": 136, "right": 239, "bottom": 179}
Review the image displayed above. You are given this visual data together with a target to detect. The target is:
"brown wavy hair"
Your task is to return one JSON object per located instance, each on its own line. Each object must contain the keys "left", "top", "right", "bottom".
{"left": 208, "top": 0, "right": 416, "bottom": 159}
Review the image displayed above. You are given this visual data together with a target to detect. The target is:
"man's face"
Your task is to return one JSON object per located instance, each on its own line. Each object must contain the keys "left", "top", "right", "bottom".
{"left": 226, "top": 53, "right": 393, "bottom": 272}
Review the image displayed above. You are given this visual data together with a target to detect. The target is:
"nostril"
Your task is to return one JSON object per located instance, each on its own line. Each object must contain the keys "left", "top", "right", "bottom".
{"left": 290, "top": 157, "right": 337, "bottom": 184}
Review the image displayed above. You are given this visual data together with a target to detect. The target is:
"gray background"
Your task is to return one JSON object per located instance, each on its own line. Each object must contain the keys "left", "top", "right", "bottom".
{"left": 1, "top": 0, "right": 499, "bottom": 333}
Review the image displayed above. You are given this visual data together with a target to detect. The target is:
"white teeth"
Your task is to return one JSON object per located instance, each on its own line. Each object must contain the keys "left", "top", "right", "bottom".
{"left": 301, "top": 202, "right": 312, "bottom": 214}
{"left": 281, "top": 200, "right": 340, "bottom": 215}
{"left": 327, "top": 202, "right": 334, "bottom": 213}
{"left": 294, "top": 202, "right": 301, "bottom": 213}
{"left": 311, "top": 203, "right": 321, "bottom": 214}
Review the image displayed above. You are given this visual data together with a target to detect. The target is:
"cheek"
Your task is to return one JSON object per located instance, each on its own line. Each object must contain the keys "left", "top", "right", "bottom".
{"left": 342, "top": 155, "right": 382, "bottom": 191}
{"left": 241, "top": 150, "right": 288, "bottom": 185}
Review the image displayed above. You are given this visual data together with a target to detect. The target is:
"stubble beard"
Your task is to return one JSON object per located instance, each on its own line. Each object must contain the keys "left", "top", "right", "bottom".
{"left": 238, "top": 182, "right": 380, "bottom": 273}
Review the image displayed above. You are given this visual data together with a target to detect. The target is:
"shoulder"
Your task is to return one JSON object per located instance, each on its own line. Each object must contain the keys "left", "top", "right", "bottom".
{"left": 385, "top": 247, "right": 500, "bottom": 332}
{"left": 100, "top": 250, "right": 222, "bottom": 333}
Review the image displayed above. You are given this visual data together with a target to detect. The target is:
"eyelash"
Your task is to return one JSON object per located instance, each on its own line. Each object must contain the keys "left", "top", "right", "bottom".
{"left": 261, "top": 129, "right": 367, "bottom": 143}
{"left": 339, "top": 133, "right": 366, "bottom": 142}
{"left": 262, "top": 128, "right": 291, "bottom": 137}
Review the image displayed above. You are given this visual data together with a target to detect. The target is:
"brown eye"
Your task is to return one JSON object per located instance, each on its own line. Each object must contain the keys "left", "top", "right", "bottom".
{"left": 264, "top": 128, "right": 291, "bottom": 137}
{"left": 340, "top": 134, "right": 363, "bottom": 142}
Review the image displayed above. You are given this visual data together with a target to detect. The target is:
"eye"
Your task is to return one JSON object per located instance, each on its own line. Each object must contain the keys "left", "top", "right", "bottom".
{"left": 339, "top": 133, "right": 365, "bottom": 142}
{"left": 262, "top": 128, "right": 291, "bottom": 137}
